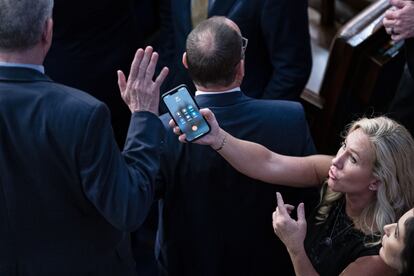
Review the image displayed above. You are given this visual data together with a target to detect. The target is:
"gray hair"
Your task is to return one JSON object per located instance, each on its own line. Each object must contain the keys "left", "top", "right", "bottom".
{"left": 0, "top": 0, "right": 54, "bottom": 51}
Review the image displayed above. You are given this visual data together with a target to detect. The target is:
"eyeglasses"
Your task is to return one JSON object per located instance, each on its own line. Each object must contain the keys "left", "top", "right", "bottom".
{"left": 241, "top": 36, "right": 248, "bottom": 59}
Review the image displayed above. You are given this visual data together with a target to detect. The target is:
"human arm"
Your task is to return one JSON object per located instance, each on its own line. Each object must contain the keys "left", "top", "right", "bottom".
{"left": 273, "top": 193, "right": 319, "bottom": 276}
{"left": 260, "top": 0, "right": 312, "bottom": 100}
{"left": 383, "top": 0, "right": 414, "bottom": 41}
{"left": 340, "top": 255, "right": 398, "bottom": 276}
{"left": 171, "top": 108, "right": 332, "bottom": 187}
{"left": 79, "top": 46, "right": 168, "bottom": 231}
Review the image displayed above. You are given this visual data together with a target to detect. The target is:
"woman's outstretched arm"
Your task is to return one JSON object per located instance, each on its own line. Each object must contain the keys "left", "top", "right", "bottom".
{"left": 171, "top": 108, "right": 333, "bottom": 187}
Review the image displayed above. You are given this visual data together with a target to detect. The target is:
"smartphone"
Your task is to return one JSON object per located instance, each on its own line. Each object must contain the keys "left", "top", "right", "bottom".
{"left": 162, "top": 84, "right": 211, "bottom": 142}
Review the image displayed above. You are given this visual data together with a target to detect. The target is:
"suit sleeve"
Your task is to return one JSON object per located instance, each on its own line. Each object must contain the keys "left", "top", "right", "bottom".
{"left": 261, "top": 0, "right": 312, "bottom": 100}
{"left": 79, "top": 103, "right": 165, "bottom": 231}
{"left": 154, "top": 115, "right": 180, "bottom": 200}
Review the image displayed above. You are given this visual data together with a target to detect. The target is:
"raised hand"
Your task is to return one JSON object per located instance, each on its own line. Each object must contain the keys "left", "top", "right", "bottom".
{"left": 117, "top": 46, "right": 169, "bottom": 114}
{"left": 272, "top": 192, "right": 307, "bottom": 255}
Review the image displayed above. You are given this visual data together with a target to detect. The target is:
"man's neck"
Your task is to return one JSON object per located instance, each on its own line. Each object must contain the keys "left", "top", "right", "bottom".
{"left": 195, "top": 83, "right": 240, "bottom": 93}
{"left": 0, "top": 46, "right": 44, "bottom": 65}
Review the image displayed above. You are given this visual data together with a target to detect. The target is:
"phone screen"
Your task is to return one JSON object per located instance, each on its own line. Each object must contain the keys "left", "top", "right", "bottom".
{"left": 162, "top": 85, "right": 210, "bottom": 141}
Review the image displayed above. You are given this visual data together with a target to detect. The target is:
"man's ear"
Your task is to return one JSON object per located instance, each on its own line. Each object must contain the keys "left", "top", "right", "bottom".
{"left": 235, "top": 59, "right": 245, "bottom": 83}
{"left": 42, "top": 18, "right": 53, "bottom": 49}
{"left": 182, "top": 52, "right": 189, "bottom": 69}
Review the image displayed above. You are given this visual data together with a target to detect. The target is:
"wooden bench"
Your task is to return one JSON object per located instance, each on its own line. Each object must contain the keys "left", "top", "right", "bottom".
{"left": 302, "top": 0, "right": 406, "bottom": 153}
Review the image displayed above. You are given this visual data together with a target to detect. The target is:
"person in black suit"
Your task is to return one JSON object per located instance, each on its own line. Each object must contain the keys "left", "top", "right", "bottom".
{"left": 44, "top": 0, "right": 161, "bottom": 146}
{"left": 158, "top": 0, "right": 312, "bottom": 102}
{"left": 0, "top": 0, "right": 168, "bottom": 274}
{"left": 154, "top": 17, "right": 317, "bottom": 276}
{"left": 383, "top": 0, "right": 414, "bottom": 137}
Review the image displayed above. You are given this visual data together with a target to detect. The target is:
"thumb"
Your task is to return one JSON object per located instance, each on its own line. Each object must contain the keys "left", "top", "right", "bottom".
{"left": 199, "top": 108, "right": 220, "bottom": 129}
{"left": 297, "top": 203, "right": 306, "bottom": 223}
{"left": 117, "top": 70, "right": 126, "bottom": 94}
{"left": 199, "top": 108, "right": 215, "bottom": 122}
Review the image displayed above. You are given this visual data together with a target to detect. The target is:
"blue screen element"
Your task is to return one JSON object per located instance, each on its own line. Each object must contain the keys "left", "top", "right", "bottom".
{"left": 163, "top": 87, "right": 210, "bottom": 141}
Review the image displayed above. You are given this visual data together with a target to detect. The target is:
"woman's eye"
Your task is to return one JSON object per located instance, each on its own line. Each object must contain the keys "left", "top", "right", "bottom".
{"left": 350, "top": 156, "right": 357, "bottom": 164}
{"left": 341, "top": 141, "right": 346, "bottom": 149}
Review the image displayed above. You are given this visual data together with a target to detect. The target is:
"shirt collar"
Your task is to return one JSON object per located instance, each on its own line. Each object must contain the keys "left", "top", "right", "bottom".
{"left": 0, "top": 61, "right": 45, "bottom": 74}
{"left": 195, "top": 87, "right": 241, "bottom": 96}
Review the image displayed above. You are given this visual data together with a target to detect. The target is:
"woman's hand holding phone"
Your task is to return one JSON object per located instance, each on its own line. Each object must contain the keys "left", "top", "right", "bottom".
{"left": 169, "top": 108, "right": 225, "bottom": 149}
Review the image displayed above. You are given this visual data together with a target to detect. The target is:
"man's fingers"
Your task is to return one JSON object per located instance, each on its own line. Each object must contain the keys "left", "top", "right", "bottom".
{"left": 137, "top": 46, "right": 153, "bottom": 82}
{"left": 117, "top": 70, "right": 126, "bottom": 94}
{"left": 145, "top": 52, "right": 159, "bottom": 81}
{"left": 129, "top": 49, "right": 144, "bottom": 82}
{"left": 155, "top": 67, "right": 169, "bottom": 89}
{"left": 390, "top": 0, "right": 406, "bottom": 9}
{"left": 276, "top": 192, "right": 288, "bottom": 216}
{"left": 391, "top": 33, "right": 404, "bottom": 41}
{"left": 384, "top": 9, "right": 397, "bottom": 20}
{"left": 382, "top": 17, "right": 395, "bottom": 28}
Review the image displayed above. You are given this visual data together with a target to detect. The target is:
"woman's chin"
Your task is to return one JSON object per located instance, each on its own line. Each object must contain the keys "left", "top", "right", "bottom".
{"left": 327, "top": 179, "right": 338, "bottom": 191}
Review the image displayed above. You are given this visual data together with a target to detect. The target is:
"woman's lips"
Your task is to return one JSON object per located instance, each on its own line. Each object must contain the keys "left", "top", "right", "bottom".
{"left": 329, "top": 168, "right": 337, "bottom": 180}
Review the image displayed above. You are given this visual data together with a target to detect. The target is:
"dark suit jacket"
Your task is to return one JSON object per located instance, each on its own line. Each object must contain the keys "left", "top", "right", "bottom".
{"left": 0, "top": 66, "right": 164, "bottom": 275}
{"left": 155, "top": 91, "right": 317, "bottom": 276}
{"left": 44, "top": 0, "right": 160, "bottom": 145}
{"left": 388, "top": 38, "right": 414, "bottom": 136}
{"left": 159, "top": 0, "right": 312, "bottom": 100}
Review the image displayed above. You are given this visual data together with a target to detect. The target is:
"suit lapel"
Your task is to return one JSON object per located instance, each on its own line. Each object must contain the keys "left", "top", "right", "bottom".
{"left": 208, "top": 0, "right": 238, "bottom": 16}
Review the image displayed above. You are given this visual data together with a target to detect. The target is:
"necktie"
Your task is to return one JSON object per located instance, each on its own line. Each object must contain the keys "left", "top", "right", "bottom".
{"left": 191, "top": 0, "right": 209, "bottom": 28}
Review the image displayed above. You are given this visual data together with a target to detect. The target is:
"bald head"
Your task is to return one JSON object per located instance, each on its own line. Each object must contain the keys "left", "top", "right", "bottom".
{"left": 185, "top": 16, "right": 243, "bottom": 88}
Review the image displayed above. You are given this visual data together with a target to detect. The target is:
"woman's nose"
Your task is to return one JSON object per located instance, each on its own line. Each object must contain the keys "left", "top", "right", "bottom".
{"left": 383, "top": 223, "right": 395, "bottom": 236}
{"left": 332, "top": 151, "right": 344, "bottom": 169}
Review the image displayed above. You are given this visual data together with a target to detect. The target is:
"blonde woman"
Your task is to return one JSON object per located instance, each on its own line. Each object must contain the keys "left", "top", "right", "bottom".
{"left": 171, "top": 113, "right": 414, "bottom": 275}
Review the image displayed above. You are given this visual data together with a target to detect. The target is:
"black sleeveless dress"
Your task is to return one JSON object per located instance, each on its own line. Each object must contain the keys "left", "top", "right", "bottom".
{"left": 304, "top": 198, "right": 380, "bottom": 276}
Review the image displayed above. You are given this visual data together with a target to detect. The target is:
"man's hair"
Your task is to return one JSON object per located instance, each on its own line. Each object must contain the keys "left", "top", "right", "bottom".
{"left": 0, "top": 0, "right": 53, "bottom": 51}
{"left": 186, "top": 16, "right": 242, "bottom": 88}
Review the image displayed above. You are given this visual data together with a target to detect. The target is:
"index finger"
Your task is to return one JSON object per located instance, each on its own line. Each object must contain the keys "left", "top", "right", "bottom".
{"left": 137, "top": 46, "right": 153, "bottom": 82}
{"left": 276, "top": 192, "right": 288, "bottom": 216}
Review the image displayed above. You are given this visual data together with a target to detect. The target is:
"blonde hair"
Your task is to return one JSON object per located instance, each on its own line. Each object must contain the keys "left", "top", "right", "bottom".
{"left": 316, "top": 116, "right": 414, "bottom": 244}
